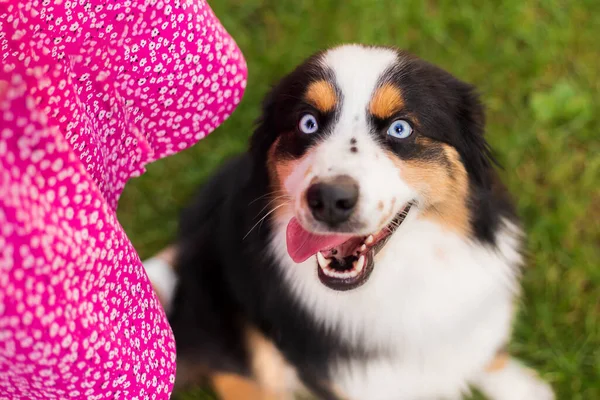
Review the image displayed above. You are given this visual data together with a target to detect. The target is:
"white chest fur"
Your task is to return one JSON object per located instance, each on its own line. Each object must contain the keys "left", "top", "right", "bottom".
{"left": 270, "top": 212, "right": 522, "bottom": 400}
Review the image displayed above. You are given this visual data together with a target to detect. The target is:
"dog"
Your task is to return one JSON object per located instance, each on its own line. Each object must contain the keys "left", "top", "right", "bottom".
{"left": 145, "top": 44, "right": 555, "bottom": 400}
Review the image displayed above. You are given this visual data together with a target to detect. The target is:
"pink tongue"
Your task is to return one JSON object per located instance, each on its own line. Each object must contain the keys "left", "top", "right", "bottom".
{"left": 286, "top": 218, "right": 351, "bottom": 263}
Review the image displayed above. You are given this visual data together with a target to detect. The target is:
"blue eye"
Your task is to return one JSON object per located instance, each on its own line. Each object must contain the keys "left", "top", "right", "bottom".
{"left": 299, "top": 114, "right": 319, "bottom": 134}
{"left": 387, "top": 119, "right": 413, "bottom": 139}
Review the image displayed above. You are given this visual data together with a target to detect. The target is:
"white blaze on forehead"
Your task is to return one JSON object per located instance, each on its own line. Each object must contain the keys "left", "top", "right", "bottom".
{"left": 285, "top": 45, "right": 415, "bottom": 236}
{"left": 321, "top": 45, "right": 398, "bottom": 117}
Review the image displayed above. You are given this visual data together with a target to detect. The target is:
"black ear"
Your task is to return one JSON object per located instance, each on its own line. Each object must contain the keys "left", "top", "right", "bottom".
{"left": 248, "top": 82, "right": 281, "bottom": 161}
{"left": 452, "top": 80, "right": 498, "bottom": 189}
{"left": 249, "top": 49, "right": 329, "bottom": 163}
{"left": 452, "top": 80, "right": 519, "bottom": 245}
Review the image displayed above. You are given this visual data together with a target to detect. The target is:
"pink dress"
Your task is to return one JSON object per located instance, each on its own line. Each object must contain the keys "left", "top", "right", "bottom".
{"left": 0, "top": 0, "right": 247, "bottom": 398}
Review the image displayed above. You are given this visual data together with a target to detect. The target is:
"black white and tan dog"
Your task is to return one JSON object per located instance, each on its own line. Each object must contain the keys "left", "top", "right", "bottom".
{"left": 144, "top": 44, "right": 555, "bottom": 400}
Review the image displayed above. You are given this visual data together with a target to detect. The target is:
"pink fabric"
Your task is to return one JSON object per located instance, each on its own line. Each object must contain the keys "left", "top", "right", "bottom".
{"left": 0, "top": 0, "right": 247, "bottom": 398}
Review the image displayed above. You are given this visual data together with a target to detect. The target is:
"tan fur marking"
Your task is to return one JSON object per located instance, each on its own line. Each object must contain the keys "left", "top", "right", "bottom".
{"left": 212, "top": 373, "right": 278, "bottom": 400}
{"left": 305, "top": 80, "right": 337, "bottom": 113}
{"left": 369, "top": 84, "right": 404, "bottom": 119}
{"left": 377, "top": 201, "right": 384, "bottom": 211}
{"left": 266, "top": 137, "right": 305, "bottom": 219}
{"left": 175, "top": 326, "right": 297, "bottom": 399}
{"left": 246, "top": 326, "right": 291, "bottom": 396}
{"left": 486, "top": 351, "right": 510, "bottom": 372}
{"left": 428, "top": 145, "right": 471, "bottom": 235}
{"left": 386, "top": 141, "right": 471, "bottom": 236}
{"left": 174, "top": 356, "right": 287, "bottom": 400}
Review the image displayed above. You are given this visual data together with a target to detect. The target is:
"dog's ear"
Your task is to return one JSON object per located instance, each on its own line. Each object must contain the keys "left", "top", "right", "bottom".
{"left": 451, "top": 79, "right": 498, "bottom": 189}
{"left": 249, "top": 82, "right": 280, "bottom": 161}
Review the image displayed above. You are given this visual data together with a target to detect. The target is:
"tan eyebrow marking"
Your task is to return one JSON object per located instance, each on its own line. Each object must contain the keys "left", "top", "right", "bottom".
{"left": 369, "top": 83, "right": 405, "bottom": 119}
{"left": 304, "top": 80, "right": 337, "bottom": 113}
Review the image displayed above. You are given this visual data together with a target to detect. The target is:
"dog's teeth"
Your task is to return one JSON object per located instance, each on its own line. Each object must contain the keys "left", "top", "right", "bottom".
{"left": 323, "top": 265, "right": 345, "bottom": 278}
{"left": 355, "top": 255, "right": 365, "bottom": 272}
{"left": 316, "top": 251, "right": 331, "bottom": 268}
{"left": 360, "top": 244, "right": 367, "bottom": 252}
{"left": 365, "top": 235, "right": 374, "bottom": 245}
{"left": 319, "top": 253, "right": 366, "bottom": 280}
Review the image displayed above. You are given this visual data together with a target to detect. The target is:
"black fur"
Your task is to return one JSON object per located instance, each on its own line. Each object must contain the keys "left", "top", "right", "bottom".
{"left": 170, "top": 153, "right": 360, "bottom": 399}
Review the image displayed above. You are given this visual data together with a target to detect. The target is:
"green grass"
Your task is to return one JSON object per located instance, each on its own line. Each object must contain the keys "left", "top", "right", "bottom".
{"left": 118, "top": 0, "right": 600, "bottom": 398}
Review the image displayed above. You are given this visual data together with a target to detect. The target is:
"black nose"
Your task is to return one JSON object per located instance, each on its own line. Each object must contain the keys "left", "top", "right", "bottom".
{"left": 306, "top": 176, "right": 359, "bottom": 226}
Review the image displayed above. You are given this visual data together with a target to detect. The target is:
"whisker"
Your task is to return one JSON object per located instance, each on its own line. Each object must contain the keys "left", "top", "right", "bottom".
{"left": 248, "top": 190, "right": 288, "bottom": 206}
{"left": 256, "top": 201, "right": 290, "bottom": 234}
{"left": 243, "top": 203, "right": 288, "bottom": 240}
{"left": 252, "top": 195, "right": 291, "bottom": 221}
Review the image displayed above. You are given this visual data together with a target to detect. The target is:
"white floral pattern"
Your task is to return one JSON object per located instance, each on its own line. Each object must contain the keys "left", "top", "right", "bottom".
{"left": 0, "top": 0, "right": 247, "bottom": 398}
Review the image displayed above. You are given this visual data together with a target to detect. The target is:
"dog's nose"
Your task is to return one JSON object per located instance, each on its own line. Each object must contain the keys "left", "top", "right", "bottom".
{"left": 306, "top": 175, "right": 359, "bottom": 226}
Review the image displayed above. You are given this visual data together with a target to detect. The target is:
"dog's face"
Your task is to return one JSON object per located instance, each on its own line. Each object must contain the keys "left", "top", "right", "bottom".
{"left": 252, "top": 45, "right": 492, "bottom": 291}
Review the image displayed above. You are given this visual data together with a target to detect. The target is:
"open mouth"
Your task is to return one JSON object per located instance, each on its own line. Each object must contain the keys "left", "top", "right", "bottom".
{"left": 286, "top": 203, "right": 413, "bottom": 291}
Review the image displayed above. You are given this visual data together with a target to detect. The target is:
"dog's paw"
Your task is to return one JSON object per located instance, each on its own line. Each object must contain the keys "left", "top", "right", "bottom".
{"left": 474, "top": 359, "right": 555, "bottom": 400}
